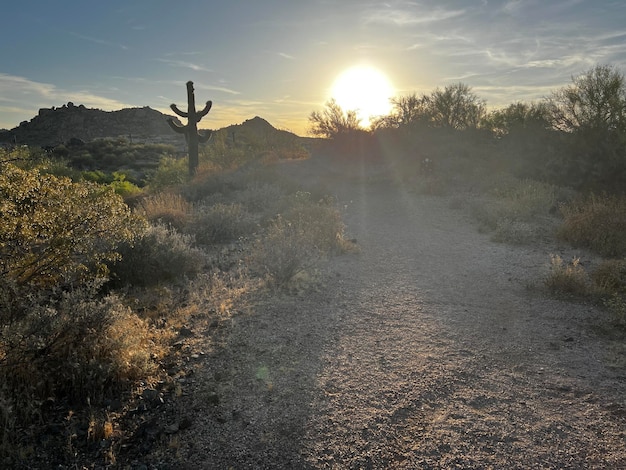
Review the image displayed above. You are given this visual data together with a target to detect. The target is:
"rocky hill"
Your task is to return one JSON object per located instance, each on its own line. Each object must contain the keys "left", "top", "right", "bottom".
{"left": 0, "top": 103, "right": 183, "bottom": 147}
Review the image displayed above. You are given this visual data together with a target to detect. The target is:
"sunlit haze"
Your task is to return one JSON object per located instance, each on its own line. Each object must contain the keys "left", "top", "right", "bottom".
{"left": 331, "top": 66, "right": 395, "bottom": 127}
{"left": 0, "top": 1, "right": 625, "bottom": 135}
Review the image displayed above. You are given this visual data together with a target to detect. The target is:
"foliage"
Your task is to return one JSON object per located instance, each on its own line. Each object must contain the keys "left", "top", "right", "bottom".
{"left": 547, "top": 65, "right": 626, "bottom": 191}
{"left": 425, "top": 83, "right": 486, "bottom": 130}
{"left": 309, "top": 99, "right": 362, "bottom": 138}
{"left": 0, "top": 281, "right": 163, "bottom": 454}
{"left": 470, "top": 178, "right": 558, "bottom": 243}
{"left": 137, "top": 191, "right": 192, "bottom": 231}
{"left": 0, "top": 163, "right": 145, "bottom": 287}
{"left": 483, "top": 102, "right": 551, "bottom": 137}
{"left": 254, "top": 192, "right": 345, "bottom": 286}
{"left": 544, "top": 255, "right": 590, "bottom": 296}
{"left": 558, "top": 194, "right": 626, "bottom": 257}
{"left": 373, "top": 84, "right": 485, "bottom": 131}
{"left": 110, "top": 223, "right": 205, "bottom": 287}
{"left": 591, "top": 259, "right": 626, "bottom": 295}
{"left": 146, "top": 155, "right": 189, "bottom": 190}
{"left": 548, "top": 64, "right": 626, "bottom": 133}
{"left": 190, "top": 202, "right": 257, "bottom": 245}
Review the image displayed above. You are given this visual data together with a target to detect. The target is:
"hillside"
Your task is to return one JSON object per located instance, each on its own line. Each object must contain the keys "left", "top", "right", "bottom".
{"left": 0, "top": 105, "right": 309, "bottom": 150}
{"left": 0, "top": 103, "right": 182, "bottom": 147}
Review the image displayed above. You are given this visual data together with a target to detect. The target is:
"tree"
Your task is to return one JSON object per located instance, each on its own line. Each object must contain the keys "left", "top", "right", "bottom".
{"left": 425, "top": 83, "right": 486, "bottom": 130}
{"left": 309, "top": 99, "right": 362, "bottom": 138}
{"left": 483, "top": 102, "right": 551, "bottom": 137}
{"left": 371, "top": 93, "right": 429, "bottom": 130}
{"left": 0, "top": 163, "right": 146, "bottom": 287}
{"left": 547, "top": 64, "right": 626, "bottom": 191}
{"left": 548, "top": 64, "right": 626, "bottom": 133}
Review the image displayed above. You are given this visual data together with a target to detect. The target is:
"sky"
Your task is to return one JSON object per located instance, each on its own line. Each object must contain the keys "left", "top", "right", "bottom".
{"left": 1, "top": 0, "right": 625, "bottom": 136}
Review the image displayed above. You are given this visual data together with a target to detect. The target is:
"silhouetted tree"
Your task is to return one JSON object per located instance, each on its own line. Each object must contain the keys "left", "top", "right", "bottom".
{"left": 424, "top": 83, "right": 486, "bottom": 130}
{"left": 548, "top": 64, "right": 626, "bottom": 133}
{"left": 309, "top": 99, "right": 361, "bottom": 138}
{"left": 547, "top": 64, "right": 626, "bottom": 191}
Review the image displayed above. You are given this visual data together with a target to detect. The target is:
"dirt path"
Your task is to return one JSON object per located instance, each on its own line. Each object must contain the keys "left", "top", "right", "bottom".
{"left": 152, "top": 160, "right": 626, "bottom": 469}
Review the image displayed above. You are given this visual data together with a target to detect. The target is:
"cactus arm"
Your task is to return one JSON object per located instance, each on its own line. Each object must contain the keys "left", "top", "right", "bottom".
{"left": 167, "top": 118, "right": 187, "bottom": 134}
{"left": 170, "top": 103, "right": 189, "bottom": 118}
{"left": 198, "top": 130, "right": 212, "bottom": 143}
{"left": 197, "top": 101, "right": 213, "bottom": 120}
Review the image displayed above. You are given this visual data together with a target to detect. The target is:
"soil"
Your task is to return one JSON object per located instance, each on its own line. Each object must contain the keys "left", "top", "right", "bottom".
{"left": 137, "top": 157, "right": 625, "bottom": 469}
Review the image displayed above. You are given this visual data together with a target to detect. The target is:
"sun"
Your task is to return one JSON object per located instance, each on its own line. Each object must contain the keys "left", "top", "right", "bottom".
{"left": 330, "top": 66, "right": 395, "bottom": 126}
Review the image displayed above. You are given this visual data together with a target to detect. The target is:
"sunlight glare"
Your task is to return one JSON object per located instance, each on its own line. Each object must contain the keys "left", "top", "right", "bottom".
{"left": 331, "top": 66, "right": 395, "bottom": 127}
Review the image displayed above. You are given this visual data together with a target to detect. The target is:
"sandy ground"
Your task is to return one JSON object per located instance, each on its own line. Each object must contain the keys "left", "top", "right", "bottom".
{"left": 144, "top": 158, "right": 625, "bottom": 469}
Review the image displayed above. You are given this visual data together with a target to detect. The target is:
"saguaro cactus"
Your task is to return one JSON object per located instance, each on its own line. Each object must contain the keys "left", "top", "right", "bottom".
{"left": 167, "top": 81, "right": 212, "bottom": 176}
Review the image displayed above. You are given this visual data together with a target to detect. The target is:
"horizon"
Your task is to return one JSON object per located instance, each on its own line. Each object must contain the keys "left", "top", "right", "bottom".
{"left": 1, "top": 1, "right": 625, "bottom": 136}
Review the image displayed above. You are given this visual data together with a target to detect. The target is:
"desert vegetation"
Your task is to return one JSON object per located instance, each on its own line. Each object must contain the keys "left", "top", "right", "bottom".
{"left": 309, "top": 63, "right": 626, "bottom": 326}
{"left": 0, "top": 131, "right": 344, "bottom": 466}
{"left": 1, "top": 62, "right": 625, "bottom": 467}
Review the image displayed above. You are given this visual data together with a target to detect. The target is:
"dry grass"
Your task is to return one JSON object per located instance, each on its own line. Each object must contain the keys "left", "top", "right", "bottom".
{"left": 558, "top": 194, "right": 626, "bottom": 257}
{"left": 544, "top": 255, "right": 590, "bottom": 296}
{"left": 137, "top": 192, "right": 192, "bottom": 231}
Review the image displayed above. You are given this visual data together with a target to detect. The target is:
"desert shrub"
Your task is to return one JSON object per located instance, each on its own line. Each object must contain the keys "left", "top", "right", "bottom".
{"left": 0, "top": 163, "right": 145, "bottom": 287}
{"left": 254, "top": 215, "right": 317, "bottom": 286}
{"left": 146, "top": 155, "right": 189, "bottom": 190}
{"left": 591, "top": 259, "right": 626, "bottom": 295}
{"left": 470, "top": 178, "right": 558, "bottom": 242}
{"left": 233, "top": 182, "right": 286, "bottom": 213}
{"left": 558, "top": 194, "right": 626, "bottom": 257}
{"left": 0, "top": 281, "right": 161, "bottom": 448}
{"left": 544, "top": 254, "right": 590, "bottom": 296}
{"left": 110, "top": 223, "right": 205, "bottom": 287}
{"left": 190, "top": 202, "right": 257, "bottom": 245}
{"left": 137, "top": 192, "right": 192, "bottom": 231}
{"left": 281, "top": 192, "right": 345, "bottom": 253}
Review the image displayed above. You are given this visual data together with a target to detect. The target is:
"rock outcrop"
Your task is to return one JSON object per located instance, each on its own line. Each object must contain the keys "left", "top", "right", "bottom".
{"left": 0, "top": 103, "right": 182, "bottom": 147}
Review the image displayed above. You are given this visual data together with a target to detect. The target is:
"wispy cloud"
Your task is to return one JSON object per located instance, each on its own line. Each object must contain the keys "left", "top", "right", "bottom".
{"left": 0, "top": 73, "right": 131, "bottom": 128}
{"left": 69, "top": 31, "right": 128, "bottom": 50}
{"left": 362, "top": 5, "right": 466, "bottom": 26}
{"left": 278, "top": 52, "right": 295, "bottom": 60}
{"left": 155, "top": 58, "right": 213, "bottom": 72}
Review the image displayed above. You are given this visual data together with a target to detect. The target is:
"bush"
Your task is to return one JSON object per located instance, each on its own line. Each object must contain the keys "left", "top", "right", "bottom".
{"left": 544, "top": 254, "right": 590, "bottom": 296}
{"left": 591, "top": 259, "right": 626, "bottom": 295}
{"left": 110, "top": 223, "right": 205, "bottom": 287}
{"left": 0, "top": 163, "right": 145, "bottom": 287}
{"left": 254, "top": 215, "right": 317, "bottom": 286}
{"left": 146, "top": 156, "right": 189, "bottom": 190}
{"left": 190, "top": 202, "right": 257, "bottom": 245}
{"left": 558, "top": 194, "right": 626, "bottom": 257}
{"left": 0, "top": 281, "right": 161, "bottom": 451}
{"left": 137, "top": 192, "right": 192, "bottom": 231}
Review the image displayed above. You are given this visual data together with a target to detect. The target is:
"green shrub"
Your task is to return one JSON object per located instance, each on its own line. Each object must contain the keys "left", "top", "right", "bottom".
{"left": 110, "top": 223, "right": 205, "bottom": 287}
{"left": 0, "top": 163, "right": 145, "bottom": 287}
{"left": 190, "top": 202, "right": 257, "bottom": 245}
{"left": 146, "top": 155, "right": 189, "bottom": 190}
{"left": 558, "top": 194, "right": 626, "bottom": 257}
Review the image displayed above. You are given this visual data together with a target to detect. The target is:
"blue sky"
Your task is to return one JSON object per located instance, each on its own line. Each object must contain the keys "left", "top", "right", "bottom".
{"left": 1, "top": 0, "right": 625, "bottom": 135}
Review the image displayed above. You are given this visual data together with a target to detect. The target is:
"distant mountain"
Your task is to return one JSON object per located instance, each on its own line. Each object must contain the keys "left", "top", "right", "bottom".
{"left": 0, "top": 106, "right": 306, "bottom": 149}
{"left": 0, "top": 102, "right": 183, "bottom": 147}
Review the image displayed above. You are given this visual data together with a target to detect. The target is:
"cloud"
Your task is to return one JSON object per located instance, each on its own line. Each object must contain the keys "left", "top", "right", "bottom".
{"left": 155, "top": 58, "right": 213, "bottom": 72}
{"left": 278, "top": 52, "right": 295, "bottom": 60}
{"left": 362, "top": 4, "right": 466, "bottom": 26}
{"left": 0, "top": 73, "right": 132, "bottom": 128}
{"left": 69, "top": 31, "right": 128, "bottom": 50}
